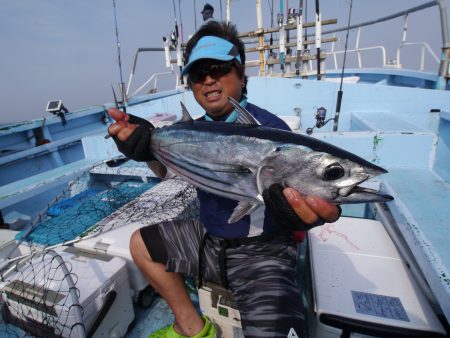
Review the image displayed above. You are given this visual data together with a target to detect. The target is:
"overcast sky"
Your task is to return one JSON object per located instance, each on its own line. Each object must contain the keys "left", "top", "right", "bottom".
{"left": 0, "top": 0, "right": 448, "bottom": 124}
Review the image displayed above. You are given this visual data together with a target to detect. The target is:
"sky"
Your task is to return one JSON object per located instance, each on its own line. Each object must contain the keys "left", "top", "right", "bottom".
{"left": 0, "top": 0, "right": 448, "bottom": 124}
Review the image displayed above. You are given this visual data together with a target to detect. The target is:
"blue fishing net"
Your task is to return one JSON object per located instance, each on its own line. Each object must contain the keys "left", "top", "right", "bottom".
{"left": 16, "top": 181, "right": 155, "bottom": 246}
{"left": 46, "top": 188, "right": 102, "bottom": 217}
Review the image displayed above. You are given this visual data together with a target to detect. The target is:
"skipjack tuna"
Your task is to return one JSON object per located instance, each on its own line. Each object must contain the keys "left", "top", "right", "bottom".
{"left": 150, "top": 97, "right": 393, "bottom": 223}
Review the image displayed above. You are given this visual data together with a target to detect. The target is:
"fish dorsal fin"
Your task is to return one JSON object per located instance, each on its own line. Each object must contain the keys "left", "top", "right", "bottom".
{"left": 228, "top": 97, "right": 260, "bottom": 126}
{"left": 180, "top": 101, "right": 194, "bottom": 122}
{"left": 228, "top": 202, "right": 259, "bottom": 223}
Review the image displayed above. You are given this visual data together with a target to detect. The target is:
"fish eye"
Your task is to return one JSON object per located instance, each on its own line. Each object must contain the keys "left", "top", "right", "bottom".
{"left": 323, "top": 164, "right": 345, "bottom": 180}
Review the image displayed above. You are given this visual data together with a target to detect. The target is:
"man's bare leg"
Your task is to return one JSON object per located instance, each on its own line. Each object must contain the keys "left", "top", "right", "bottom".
{"left": 130, "top": 230, "right": 204, "bottom": 336}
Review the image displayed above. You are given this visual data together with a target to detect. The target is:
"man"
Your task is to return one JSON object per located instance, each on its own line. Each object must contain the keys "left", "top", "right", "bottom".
{"left": 201, "top": 3, "right": 214, "bottom": 22}
{"left": 108, "top": 21, "right": 340, "bottom": 338}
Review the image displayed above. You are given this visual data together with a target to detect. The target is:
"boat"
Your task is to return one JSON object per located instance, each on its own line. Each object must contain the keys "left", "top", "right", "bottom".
{"left": 0, "top": 0, "right": 449, "bottom": 337}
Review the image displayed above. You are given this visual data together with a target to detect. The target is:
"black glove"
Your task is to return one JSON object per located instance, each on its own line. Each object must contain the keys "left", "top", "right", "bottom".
{"left": 112, "top": 114, "right": 156, "bottom": 162}
{"left": 263, "top": 183, "right": 336, "bottom": 231}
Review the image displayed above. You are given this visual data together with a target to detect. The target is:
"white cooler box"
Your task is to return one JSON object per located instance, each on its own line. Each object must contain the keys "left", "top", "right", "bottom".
{"left": 1, "top": 246, "right": 134, "bottom": 338}
{"left": 75, "top": 221, "right": 153, "bottom": 307}
{"left": 307, "top": 217, "right": 446, "bottom": 338}
{"left": 198, "top": 282, "right": 244, "bottom": 338}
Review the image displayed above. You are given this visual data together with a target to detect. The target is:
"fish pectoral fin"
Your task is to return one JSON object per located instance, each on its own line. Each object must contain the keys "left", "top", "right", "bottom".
{"left": 228, "top": 202, "right": 259, "bottom": 223}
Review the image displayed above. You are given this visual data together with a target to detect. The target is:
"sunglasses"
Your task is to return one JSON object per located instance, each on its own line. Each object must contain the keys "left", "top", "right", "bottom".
{"left": 188, "top": 60, "right": 235, "bottom": 83}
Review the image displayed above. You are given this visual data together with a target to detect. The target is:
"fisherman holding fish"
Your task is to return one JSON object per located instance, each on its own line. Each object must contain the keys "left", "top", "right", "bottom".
{"left": 108, "top": 21, "right": 341, "bottom": 338}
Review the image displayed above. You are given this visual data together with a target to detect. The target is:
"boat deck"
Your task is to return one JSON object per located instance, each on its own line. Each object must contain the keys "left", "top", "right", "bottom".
{"left": 383, "top": 168, "right": 450, "bottom": 320}
{"left": 346, "top": 109, "right": 450, "bottom": 320}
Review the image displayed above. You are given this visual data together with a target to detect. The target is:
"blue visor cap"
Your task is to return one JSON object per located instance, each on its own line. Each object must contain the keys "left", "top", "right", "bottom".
{"left": 182, "top": 36, "right": 242, "bottom": 76}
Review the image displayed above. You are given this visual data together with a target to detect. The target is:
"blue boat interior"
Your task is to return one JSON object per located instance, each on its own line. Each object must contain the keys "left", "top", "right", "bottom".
{"left": 0, "top": 1, "right": 449, "bottom": 336}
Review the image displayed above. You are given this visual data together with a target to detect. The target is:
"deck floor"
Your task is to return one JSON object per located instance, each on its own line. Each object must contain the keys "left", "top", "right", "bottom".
{"left": 126, "top": 292, "right": 199, "bottom": 337}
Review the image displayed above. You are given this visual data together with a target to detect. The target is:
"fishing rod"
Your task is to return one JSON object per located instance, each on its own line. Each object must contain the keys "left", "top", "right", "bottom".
{"left": 333, "top": 0, "right": 353, "bottom": 132}
{"left": 270, "top": 0, "right": 274, "bottom": 38}
{"left": 112, "top": 0, "right": 127, "bottom": 106}
{"left": 303, "top": 0, "right": 309, "bottom": 56}
{"left": 194, "top": 0, "right": 197, "bottom": 31}
{"left": 278, "top": 0, "right": 286, "bottom": 73}
{"left": 315, "top": 0, "right": 321, "bottom": 80}
{"left": 172, "top": 0, "right": 178, "bottom": 42}
{"left": 306, "top": 0, "right": 354, "bottom": 134}
{"left": 295, "top": 0, "right": 304, "bottom": 75}
{"left": 178, "top": 0, "right": 184, "bottom": 43}
{"left": 286, "top": 7, "right": 297, "bottom": 74}
{"left": 172, "top": 0, "right": 184, "bottom": 84}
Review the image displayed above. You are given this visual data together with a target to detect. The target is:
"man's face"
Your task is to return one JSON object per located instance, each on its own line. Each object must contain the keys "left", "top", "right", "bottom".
{"left": 189, "top": 60, "right": 244, "bottom": 119}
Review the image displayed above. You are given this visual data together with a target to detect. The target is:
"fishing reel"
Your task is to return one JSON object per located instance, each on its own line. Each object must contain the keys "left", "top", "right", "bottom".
{"left": 306, "top": 106, "right": 334, "bottom": 135}
{"left": 287, "top": 8, "right": 297, "bottom": 24}
{"left": 170, "top": 31, "right": 177, "bottom": 47}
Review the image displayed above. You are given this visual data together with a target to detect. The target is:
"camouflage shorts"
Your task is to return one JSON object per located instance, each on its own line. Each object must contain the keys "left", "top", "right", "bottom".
{"left": 140, "top": 219, "right": 305, "bottom": 338}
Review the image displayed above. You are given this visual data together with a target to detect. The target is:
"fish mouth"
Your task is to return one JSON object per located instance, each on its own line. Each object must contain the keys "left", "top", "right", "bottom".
{"left": 338, "top": 185, "right": 394, "bottom": 203}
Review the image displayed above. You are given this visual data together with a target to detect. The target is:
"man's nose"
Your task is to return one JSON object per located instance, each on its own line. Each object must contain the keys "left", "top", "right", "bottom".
{"left": 203, "top": 75, "right": 216, "bottom": 84}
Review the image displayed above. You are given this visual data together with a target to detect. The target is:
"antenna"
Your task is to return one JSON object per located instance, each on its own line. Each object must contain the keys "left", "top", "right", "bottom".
{"left": 112, "top": 0, "right": 127, "bottom": 105}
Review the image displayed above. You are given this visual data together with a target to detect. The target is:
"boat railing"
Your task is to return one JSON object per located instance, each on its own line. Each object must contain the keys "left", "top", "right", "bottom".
{"left": 396, "top": 42, "right": 440, "bottom": 71}
{"left": 125, "top": 46, "right": 179, "bottom": 99}
{"left": 329, "top": 45, "right": 387, "bottom": 70}
{"left": 322, "top": 0, "right": 448, "bottom": 82}
{"left": 127, "top": 70, "right": 177, "bottom": 98}
{"left": 328, "top": 41, "right": 440, "bottom": 71}
{"left": 328, "top": 26, "right": 440, "bottom": 71}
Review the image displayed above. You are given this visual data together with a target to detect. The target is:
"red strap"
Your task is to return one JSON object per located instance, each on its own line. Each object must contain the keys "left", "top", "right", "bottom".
{"left": 292, "top": 231, "right": 306, "bottom": 243}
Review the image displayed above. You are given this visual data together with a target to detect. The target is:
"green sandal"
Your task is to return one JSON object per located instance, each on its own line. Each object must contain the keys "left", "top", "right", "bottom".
{"left": 148, "top": 315, "right": 216, "bottom": 338}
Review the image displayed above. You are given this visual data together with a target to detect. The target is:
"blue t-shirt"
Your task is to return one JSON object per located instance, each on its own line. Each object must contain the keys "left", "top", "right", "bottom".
{"left": 196, "top": 102, "right": 291, "bottom": 239}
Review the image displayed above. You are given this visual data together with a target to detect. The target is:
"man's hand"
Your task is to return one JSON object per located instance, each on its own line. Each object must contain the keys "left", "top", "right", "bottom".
{"left": 107, "top": 108, "right": 156, "bottom": 162}
{"left": 263, "top": 184, "right": 341, "bottom": 231}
